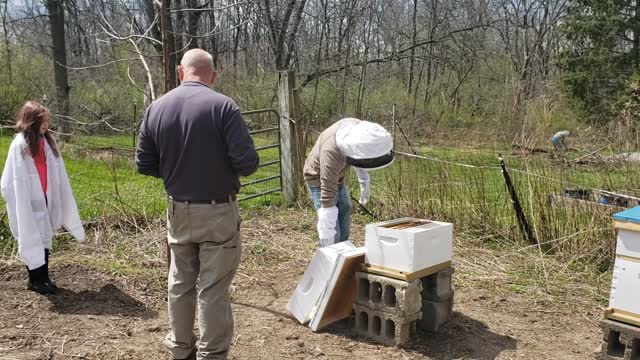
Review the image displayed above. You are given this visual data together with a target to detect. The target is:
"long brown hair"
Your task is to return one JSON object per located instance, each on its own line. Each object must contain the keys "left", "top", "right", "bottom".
{"left": 15, "top": 101, "right": 59, "bottom": 158}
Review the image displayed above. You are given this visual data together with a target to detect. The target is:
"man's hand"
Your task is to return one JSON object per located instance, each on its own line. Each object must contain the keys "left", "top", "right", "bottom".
{"left": 319, "top": 238, "right": 335, "bottom": 247}
{"left": 355, "top": 168, "right": 371, "bottom": 205}
{"left": 317, "top": 206, "right": 338, "bottom": 246}
{"left": 359, "top": 180, "right": 371, "bottom": 205}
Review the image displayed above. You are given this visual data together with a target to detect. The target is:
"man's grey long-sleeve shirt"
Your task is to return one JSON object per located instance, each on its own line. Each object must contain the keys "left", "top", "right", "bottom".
{"left": 136, "top": 81, "right": 259, "bottom": 201}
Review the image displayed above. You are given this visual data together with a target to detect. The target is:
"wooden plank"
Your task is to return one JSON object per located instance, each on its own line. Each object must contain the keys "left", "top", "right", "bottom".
{"left": 311, "top": 253, "right": 364, "bottom": 331}
{"left": 616, "top": 254, "right": 640, "bottom": 263}
{"left": 604, "top": 307, "right": 640, "bottom": 328}
{"left": 382, "top": 220, "right": 431, "bottom": 230}
{"left": 361, "top": 261, "right": 452, "bottom": 282}
{"left": 614, "top": 220, "right": 640, "bottom": 233}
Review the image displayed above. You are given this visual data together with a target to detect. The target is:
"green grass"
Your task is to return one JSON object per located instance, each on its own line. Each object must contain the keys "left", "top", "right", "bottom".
{"left": 0, "top": 133, "right": 284, "bottom": 220}
{"left": 1, "top": 131, "right": 636, "bottom": 270}
{"left": 0, "top": 132, "right": 285, "bottom": 255}
{"left": 75, "top": 135, "right": 139, "bottom": 149}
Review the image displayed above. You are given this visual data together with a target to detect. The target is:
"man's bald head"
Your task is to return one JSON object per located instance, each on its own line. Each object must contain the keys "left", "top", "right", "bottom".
{"left": 178, "top": 48, "right": 217, "bottom": 85}
{"left": 181, "top": 49, "right": 214, "bottom": 71}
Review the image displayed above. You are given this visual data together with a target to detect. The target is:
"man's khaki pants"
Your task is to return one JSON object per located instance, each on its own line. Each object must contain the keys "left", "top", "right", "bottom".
{"left": 164, "top": 199, "right": 241, "bottom": 360}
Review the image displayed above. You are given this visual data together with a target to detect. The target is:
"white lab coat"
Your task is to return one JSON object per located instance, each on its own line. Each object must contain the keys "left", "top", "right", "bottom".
{"left": 1, "top": 133, "right": 85, "bottom": 270}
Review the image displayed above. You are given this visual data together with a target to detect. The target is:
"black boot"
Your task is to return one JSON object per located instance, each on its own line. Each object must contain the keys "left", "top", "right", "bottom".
{"left": 27, "top": 265, "right": 56, "bottom": 295}
{"left": 44, "top": 249, "right": 57, "bottom": 290}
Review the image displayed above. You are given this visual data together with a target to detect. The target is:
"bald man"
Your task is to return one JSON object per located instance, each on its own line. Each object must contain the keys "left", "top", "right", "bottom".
{"left": 136, "top": 49, "right": 259, "bottom": 360}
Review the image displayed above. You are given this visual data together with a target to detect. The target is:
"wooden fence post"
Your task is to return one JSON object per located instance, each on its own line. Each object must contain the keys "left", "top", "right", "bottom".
{"left": 278, "top": 70, "right": 300, "bottom": 205}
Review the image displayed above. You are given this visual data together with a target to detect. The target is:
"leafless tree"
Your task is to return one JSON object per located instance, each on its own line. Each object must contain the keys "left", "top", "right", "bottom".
{"left": 46, "top": 0, "right": 71, "bottom": 134}
{"left": 0, "top": 0, "right": 573, "bottom": 132}
{"left": 257, "top": 0, "right": 307, "bottom": 70}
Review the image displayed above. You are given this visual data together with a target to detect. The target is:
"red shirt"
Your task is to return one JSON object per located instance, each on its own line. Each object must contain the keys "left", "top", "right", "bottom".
{"left": 33, "top": 138, "right": 47, "bottom": 195}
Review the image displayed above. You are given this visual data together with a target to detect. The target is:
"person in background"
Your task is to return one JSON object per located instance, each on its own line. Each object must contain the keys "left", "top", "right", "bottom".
{"left": 0, "top": 101, "right": 85, "bottom": 295}
{"left": 551, "top": 130, "right": 570, "bottom": 152}
{"left": 136, "top": 48, "right": 259, "bottom": 360}
{"left": 303, "top": 118, "right": 394, "bottom": 247}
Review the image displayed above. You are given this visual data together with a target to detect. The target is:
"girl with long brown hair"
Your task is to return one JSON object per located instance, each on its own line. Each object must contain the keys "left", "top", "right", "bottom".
{"left": 1, "top": 101, "right": 85, "bottom": 294}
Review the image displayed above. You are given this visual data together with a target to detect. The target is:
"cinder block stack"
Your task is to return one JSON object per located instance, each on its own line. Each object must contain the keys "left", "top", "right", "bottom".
{"left": 352, "top": 272, "right": 422, "bottom": 347}
{"left": 354, "top": 218, "right": 455, "bottom": 347}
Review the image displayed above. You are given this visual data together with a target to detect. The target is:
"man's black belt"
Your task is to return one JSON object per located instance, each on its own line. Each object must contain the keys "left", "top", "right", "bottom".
{"left": 169, "top": 194, "right": 236, "bottom": 204}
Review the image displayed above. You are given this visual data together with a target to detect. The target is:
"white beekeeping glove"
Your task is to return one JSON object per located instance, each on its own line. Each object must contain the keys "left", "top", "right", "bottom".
{"left": 317, "top": 206, "right": 338, "bottom": 246}
{"left": 355, "top": 168, "right": 371, "bottom": 205}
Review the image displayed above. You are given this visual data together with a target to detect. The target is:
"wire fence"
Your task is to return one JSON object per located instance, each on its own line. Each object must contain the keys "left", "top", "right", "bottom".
{"left": 0, "top": 107, "right": 286, "bottom": 256}
{"left": 1, "top": 102, "right": 638, "bottom": 268}
{"left": 344, "top": 119, "right": 640, "bottom": 267}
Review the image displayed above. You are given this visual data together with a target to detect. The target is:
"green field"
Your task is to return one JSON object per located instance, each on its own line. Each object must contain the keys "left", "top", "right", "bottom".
{"left": 0, "top": 132, "right": 636, "bottom": 269}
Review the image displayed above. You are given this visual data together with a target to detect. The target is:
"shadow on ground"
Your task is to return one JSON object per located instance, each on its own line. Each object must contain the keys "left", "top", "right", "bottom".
{"left": 234, "top": 300, "right": 295, "bottom": 321}
{"left": 412, "top": 311, "right": 518, "bottom": 360}
{"left": 326, "top": 311, "right": 517, "bottom": 360}
{"left": 47, "top": 284, "right": 157, "bottom": 319}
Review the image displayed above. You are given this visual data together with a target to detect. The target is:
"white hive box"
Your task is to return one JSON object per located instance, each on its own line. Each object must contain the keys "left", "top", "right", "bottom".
{"left": 287, "top": 241, "right": 363, "bottom": 325}
{"left": 616, "top": 229, "right": 640, "bottom": 259}
{"left": 365, "top": 218, "right": 453, "bottom": 274}
{"left": 605, "top": 207, "right": 640, "bottom": 326}
{"left": 608, "top": 257, "right": 640, "bottom": 321}
{"left": 612, "top": 206, "right": 640, "bottom": 260}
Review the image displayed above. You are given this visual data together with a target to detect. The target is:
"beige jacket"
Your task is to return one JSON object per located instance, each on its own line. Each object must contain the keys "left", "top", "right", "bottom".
{"left": 303, "top": 118, "right": 360, "bottom": 208}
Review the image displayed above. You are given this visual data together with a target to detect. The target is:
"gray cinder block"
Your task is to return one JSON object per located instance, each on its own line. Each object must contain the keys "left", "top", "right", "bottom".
{"left": 352, "top": 303, "right": 421, "bottom": 348}
{"left": 421, "top": 267, "right": 454, "bottom": 302}
{"left": 418, "top": 293, "right": 453, "bottom": 332}
{"left": 355, "top": 271, "right": 422, "bottom": 316}
{"left": 598, "top": 319, "right": 640, "bottom": 360}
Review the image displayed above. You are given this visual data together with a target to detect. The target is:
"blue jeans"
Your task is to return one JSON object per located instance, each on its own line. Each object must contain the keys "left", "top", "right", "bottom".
{"left": 309, "top": 185, "right": 351, "bottom": 247}
{"left": 551, "top": 136, "right": 566, "bottom": 151}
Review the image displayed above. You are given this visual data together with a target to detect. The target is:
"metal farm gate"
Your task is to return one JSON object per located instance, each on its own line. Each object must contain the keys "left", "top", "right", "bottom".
{"left": 238, "top": 109, "right": 283, "bottom": 202}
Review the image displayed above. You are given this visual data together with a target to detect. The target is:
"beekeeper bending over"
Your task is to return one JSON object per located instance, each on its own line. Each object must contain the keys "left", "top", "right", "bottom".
{"left": 303, "top": 118, "right": 394, "bottom": 247}
{"left": 551, "top": 130, "right": 570, "bottom": 152}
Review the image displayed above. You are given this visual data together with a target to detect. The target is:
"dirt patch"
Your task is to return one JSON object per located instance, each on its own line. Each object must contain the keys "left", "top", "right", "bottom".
{"left": 0, "top": 263, "right": 166, "bottom": 360}
{"left": 0, "top": 208, "right": 603, "bottom": 359}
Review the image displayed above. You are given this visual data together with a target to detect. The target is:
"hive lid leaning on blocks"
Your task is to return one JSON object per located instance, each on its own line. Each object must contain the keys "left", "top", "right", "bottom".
{"left": 287, "top": 241, "right": 358, "bottom": 324}
{"left": 365, "top": 218, "right": 453, "bottom": 274}
{"left": 309, "top": 246, "right": 365, "bottom": 332}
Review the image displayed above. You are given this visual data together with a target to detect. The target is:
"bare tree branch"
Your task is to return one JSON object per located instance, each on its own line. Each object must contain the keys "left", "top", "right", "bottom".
{"left": 54, "top": 113, "right": 133, "bottom": 132}
{"left": 170, "top": 1, "right": 250, "bottom": 13}
{"left": 62, "top": 58, "right": 141, "bottom": 70}
{"left": 128, "top": 38, "right": 157, "bottom": 100}
{"left": 302, "top": 23, "right": 492, "bottom": 87}
{"left": 170, "top": 18, "right": 250, "bottom": 39}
